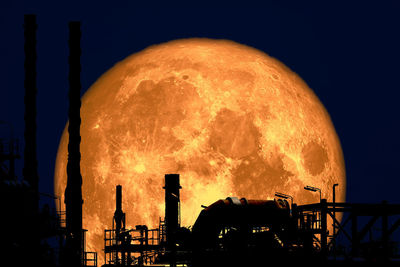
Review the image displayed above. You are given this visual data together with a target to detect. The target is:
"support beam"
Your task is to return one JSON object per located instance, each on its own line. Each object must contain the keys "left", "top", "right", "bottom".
{"left": 320, "top": 199, "right": 328, "bottom": 258}
{"left": 351, "top": 214, "right": 358, "bottom": 257}
{"left": 388, "top": 218, "right": 400, "bottom": 236}
{"left": 358, "top": 215, "right": 379, "bottom": 241}
{"left": 327, "top": 211, "right": 352, "bottom": 243}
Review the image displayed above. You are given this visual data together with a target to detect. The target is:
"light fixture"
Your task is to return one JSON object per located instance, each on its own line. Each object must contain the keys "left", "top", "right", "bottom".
{"left": 304, "top": 185, "right": 321, "bottom": 202}
{"left": 275, "top": 192, "right": 293, "bottom": 207}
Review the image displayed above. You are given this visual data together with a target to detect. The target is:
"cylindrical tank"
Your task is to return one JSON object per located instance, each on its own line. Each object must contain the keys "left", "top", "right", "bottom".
{"left": 192, "top": 197, "right": 290, "bottom": 249}
{"left": 191, "top": 197, "right": 292, "bottom": 266}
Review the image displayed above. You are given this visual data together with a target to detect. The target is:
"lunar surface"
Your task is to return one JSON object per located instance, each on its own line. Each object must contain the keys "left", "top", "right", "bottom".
{"left": 54, "top": 38, "right": 346, "bottom": 263}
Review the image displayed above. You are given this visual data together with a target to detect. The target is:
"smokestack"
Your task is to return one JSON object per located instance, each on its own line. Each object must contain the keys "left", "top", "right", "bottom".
{"left": 64, "top": 21, "right": 83, "bottom": 267}
{"left": 23, "top": 13, "right": 39, "bottom": 267}
{"left": 114, "top": 185, "right": 125, "bottom": 234}
{"left": 116, "top": 185, "right": 122, "bottom": 213}
{"left": 23, "top": 14, "right": 39, "bottom": 205}
{"left": 113, "top": 185, "right": 126, "bottom": 265}
{"left": 163, "top": 174, "right": 181, "bottom": 248}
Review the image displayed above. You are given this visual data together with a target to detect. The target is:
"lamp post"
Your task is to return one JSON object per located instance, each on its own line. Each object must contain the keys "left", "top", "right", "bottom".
{"left": 304, "top": 185, "right": 321, "bottom": 202}
{"left": 274, "top": 192, "right": 293, "bottom": 207}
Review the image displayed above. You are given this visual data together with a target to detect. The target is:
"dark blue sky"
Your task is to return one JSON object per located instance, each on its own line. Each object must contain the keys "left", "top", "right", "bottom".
{"left": 1, "top": 1, "right": 399, "bottom": 206}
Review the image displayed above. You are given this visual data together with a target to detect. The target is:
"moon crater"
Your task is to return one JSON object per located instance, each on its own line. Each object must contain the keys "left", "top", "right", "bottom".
{"left": 54, "top": 39, "right": 345, "bottom": 264}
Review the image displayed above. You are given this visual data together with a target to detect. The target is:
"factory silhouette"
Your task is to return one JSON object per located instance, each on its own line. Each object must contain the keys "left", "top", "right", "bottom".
{"left": 2, "top": 14, "right": 400, "bottom": 267}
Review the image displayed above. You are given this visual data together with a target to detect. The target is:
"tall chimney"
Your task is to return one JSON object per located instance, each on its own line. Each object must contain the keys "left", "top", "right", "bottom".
{"left": 23, "top": 13, "right": 39, "bottom": 267}
{"left": 113, "top": 185, "right": 126, "bottom": 265}
{"left": 163, "top": 174, "right": 181, "bottom": 248}
{"left": 23, "top": 14, "right": 39, "bottom": 207}
{"left": 114, "top": 185, "right": 126, "bottom": 234}
{"left": 64, "top": 21, "right": 83, "bottom": 267}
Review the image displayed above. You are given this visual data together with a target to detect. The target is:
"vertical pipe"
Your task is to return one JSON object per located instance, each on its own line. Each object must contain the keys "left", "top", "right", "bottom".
{"left": 332, "top": 183, "right": 338, "bottom": 258}
{"left": 64, "top": 21, "right": 83, "bottom": 267}
{"left": 320, "top": 198, "right": 327, "bottom": 259}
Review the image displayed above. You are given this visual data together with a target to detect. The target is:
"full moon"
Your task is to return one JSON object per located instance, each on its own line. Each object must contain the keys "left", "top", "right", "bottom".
{"left": 54, "top": 38, "right": 346, "bottom": 263}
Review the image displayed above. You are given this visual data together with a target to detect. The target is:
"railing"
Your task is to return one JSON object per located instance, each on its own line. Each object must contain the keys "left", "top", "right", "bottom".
{"left": 104, "top": 229, "right": 115, "bottom": 247}
{"left": 0, "top": 138, "right": 19, "bottom": 156}
{"left": 105, "top": 228, "right": 161, "bottom": 246}
{"left": 104, "top": 226, "right": 164, "bottom": 265}
{"left": 57, "top": 210, "right": 66, "bottom": 228}
{"left": 159, "top": 217, "right": 166, "bottom": 244}
{"left": 298, "top": 211, "right": 321, "bottom": 231}
{"left": 134, "top": 228, "right": 160, "bottom": 246}
{"left": 83, "top": 251, "right": 97, "bottom": 267}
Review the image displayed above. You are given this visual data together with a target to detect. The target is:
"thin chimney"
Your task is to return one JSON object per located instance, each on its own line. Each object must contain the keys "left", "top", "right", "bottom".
{"left": 23, "top": 13, "right": 39, "bottom": 267}
{"left": 114, "top": 185, "right": 126, "bottom": 235}
{"left": 64, "top": 21, "right": 83, "bottom": 267}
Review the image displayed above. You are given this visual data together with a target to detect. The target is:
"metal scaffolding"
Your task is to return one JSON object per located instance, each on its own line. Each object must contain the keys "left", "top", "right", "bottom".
{"left": 103, "top": 185, "right": 166, "bottom": 266}
{"left": 293, "top": 199, "right": 400, "bottom": 262}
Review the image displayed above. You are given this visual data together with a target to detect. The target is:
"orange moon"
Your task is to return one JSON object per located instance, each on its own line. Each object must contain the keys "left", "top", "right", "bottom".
{"left": 54, "top": 38, "right": 346, "bottom": 263}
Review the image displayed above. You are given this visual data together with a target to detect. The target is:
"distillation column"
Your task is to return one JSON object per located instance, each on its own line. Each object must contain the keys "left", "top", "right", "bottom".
{"left": 163, "top": 174, "right": 181, "bottom": 267}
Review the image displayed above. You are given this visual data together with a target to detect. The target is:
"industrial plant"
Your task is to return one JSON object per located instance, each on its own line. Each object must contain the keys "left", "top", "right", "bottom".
{"left": 3, "top": 14, "right": 400, "bottom": 267}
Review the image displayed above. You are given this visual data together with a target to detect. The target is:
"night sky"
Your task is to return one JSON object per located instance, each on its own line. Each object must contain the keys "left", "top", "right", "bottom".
{"left": 1, "top": 1, "right": 399, "bottom": 210}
